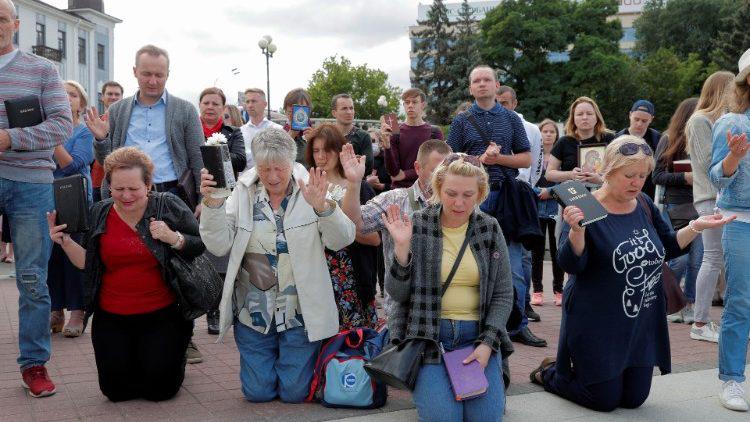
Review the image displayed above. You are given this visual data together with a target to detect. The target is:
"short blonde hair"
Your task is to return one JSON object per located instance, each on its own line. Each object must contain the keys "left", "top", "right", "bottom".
{"left": 601, "top": 135, "right": 655, "bottom": 181}
{"left": 64, "top": 80, "right": 88, "bottom": 113}
{"left": 430, "top": 154, "right": 489, "bottom": 205}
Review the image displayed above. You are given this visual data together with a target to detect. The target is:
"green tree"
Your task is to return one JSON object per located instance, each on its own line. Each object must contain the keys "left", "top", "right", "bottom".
{"left": 712, "top": 0, "right": 750, "bottom": 71}
{"left": 306, "top": 56, "right": 401, "bottom": 120}
{"left": 411, "top": 0, "right": 455, "bottom": 124}
{"left": 480, "top": 0, "right": 575, "bottom": 122}
{"left": 444, "top": 0, "right": 483, "bottom": 109}
{"left": 634, "top": 0, "right": 737, "bottom": 64}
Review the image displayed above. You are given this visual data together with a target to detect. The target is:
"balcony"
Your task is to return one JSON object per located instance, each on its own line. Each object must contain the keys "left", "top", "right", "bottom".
{"left": 32, "top": 45, "right": 63, "bottom": 62}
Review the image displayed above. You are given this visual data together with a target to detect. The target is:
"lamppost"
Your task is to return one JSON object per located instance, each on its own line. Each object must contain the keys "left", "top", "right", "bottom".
{"left": 258, "top": 35, "right": 277, "bottom": 120}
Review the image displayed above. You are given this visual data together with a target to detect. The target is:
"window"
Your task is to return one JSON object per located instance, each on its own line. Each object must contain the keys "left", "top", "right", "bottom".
{"left": 57, "top": 30, "right": 66, "bottom": 58}
{"left": 78, "top": 37, "right": 86, "bottom": 65}
{"left": 36, "top": 23, "right": 45, "bottom": 46}
{"left": 96, "top": 43, "right": 105, "bottom": 70}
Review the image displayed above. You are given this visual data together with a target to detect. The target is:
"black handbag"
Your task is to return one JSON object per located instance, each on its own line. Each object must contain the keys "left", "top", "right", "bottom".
{"left": 666, "top": 202, "right": 699, "bottom": 230}
{"left": 156, "top": 193, "right": 223, "bottom": 320}
{"left": 364, "top": 232, "right": 472, "bottom": 390}
{"left": 177, "top": 168, "right": 198, "bottom": 210}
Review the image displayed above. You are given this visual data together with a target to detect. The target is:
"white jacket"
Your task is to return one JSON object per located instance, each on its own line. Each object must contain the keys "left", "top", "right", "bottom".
{"left": 199, "top": 163, "right": 355, "bottom": 342}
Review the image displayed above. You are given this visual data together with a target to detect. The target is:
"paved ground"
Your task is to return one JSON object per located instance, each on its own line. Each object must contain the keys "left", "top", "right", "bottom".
{"left": 0, "top": 260, "right": 747, "bottom": 421}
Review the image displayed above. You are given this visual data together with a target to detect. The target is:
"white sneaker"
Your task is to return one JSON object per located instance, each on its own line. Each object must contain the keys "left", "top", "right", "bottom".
{"left": 690, "top": 322, "right": 720, "bottom": 343}
{"left": 682, "top": 307, "right": 695, "bottom": 324}
{"left": 667, "top": 310, "right": 683, "bottom": 323}
{"left": 720, "top": 380, "right": 749, "bottom": 411}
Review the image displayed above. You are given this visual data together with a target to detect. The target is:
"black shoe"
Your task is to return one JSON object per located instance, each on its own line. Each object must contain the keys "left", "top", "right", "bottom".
{"left": 510, "top": 327, "right": 547, "bottom": 347}
{"left": 207, "top": 310, "right": 220, "bottom": 335}
{"left": 526, "top": 304, "right": 541, "bottom": 322}
{"left": 712, "top": 298, "right": 724, "bottom": 307}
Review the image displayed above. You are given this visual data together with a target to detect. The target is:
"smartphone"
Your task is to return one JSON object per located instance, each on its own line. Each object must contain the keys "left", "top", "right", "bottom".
{"left": 384, "top": 112, "right": 399, "bottom": 135}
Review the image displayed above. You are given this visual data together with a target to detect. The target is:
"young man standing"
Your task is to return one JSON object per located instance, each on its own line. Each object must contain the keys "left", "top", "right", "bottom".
{"left": 616, "top": 100, "right": 661, "bottom": 199}
{"left": 380, "top": 88, "right": 443, "bottom": 188}
{"left": 239, "top": 88, "right": 281, "bottom": 170}
{"left": 332, "top": 94, "right": 374, "bottom": 176}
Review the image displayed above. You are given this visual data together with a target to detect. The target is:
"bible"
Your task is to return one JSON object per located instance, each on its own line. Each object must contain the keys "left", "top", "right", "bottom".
{"left": 551, "top": 180, "right": 608, "bottom": 226}
{"left": 4, "top": 95, "right": 44, "bottom": 128}
{"left": 200, "top": 144, "right": 236, "bottom": 198}
{"left": 53, "top": 175, "right": 90, "bottom": 233}
{"left": 442, "top": 346, "right": 488, "bottom": 401}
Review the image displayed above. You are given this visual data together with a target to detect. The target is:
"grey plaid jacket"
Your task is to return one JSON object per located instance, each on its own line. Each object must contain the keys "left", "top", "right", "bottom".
{"left": 386, "top": 204, "right": 514, "bottom": 364}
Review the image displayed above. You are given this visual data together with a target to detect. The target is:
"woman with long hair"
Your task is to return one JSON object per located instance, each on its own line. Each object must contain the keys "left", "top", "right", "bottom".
{"left": 652, "top": 98, "right": 701, "bottom": 325}
{"left": 685, "top": 71, "right": 735, "bottom": 343}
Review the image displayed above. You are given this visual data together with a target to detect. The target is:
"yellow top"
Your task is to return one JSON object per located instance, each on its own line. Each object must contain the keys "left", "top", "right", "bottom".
{"left": 440, "top": 222, "right": 480, "bottom": 321}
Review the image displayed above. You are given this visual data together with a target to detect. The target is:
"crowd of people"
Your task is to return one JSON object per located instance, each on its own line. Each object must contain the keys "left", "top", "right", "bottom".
{"left": 1, "top": 0, "right": 750, "bottom": 419}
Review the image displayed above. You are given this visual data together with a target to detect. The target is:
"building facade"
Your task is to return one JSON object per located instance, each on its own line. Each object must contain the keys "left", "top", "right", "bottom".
{"left": 12, "top": 0, "right": 121, "bottom": 112}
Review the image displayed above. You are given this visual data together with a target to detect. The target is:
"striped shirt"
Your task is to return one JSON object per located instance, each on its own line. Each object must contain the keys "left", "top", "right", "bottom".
{"left": 0, "top": 50, "right": 72, "bottom": 183}
{"left": 447, "top": 102, "right": 529, "bottom": 183}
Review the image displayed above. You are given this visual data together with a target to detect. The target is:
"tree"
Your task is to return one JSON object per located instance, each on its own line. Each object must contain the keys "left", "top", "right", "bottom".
{"left": 480, "top": 0, "right": 576, "bottom": 122}
{"left": 712, "top": 0, "right": 750, "bottom": 71}
{"left": 306, "top": 56, "right": 401, "bottom": 120}
{"left": 633, "top": 0, "right": 736, "bottom": 64}
{"left": 444, "top": 0, "right": 483, "bottom": 110}
{"left": 411, "top": 0, "right": 455, "bottom": 124}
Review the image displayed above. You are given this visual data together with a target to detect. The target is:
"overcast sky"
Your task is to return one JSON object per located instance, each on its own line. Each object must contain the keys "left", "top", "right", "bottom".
{"left": 48, "top": 0, "right": 427, "bottom": 112}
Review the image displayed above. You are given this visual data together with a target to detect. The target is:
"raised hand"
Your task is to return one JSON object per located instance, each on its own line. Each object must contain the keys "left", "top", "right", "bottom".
{"left": 46, "top": 211, "right": 69, "bottom": 245}
{"left": 84, "top": 106, "right": 110, "bottom": 140}
{"left": 199, "top": 168, "right": 224, "bottom": 208}
{"left": 726, "top": 130, "right": 750, "bottom": 159}
{"left": 298, "top": 167, "right": 330, "bottom": 213}
{"left": 562, "top": 205, "right": 585, "bottom": 232}
{"left": 379, "top": 116, "right": 392, "bottom": 149}
{"left": 382, "top": 204, "right": 413, "bottom": 266}
{"left": 340, "top": 143, "right": 366, "bottom": 183}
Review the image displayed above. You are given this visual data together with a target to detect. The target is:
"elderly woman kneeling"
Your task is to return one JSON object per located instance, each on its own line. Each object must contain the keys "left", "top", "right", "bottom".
{"left": 199, "top": 128, "right": 355, "bottom": 403}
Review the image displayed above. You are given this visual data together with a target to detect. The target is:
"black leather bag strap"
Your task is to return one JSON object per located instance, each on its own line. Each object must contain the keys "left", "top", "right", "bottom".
{"left": 463, "top": 111, "right": 491, "bottom": 146}
{"left": 441, "top": 230, "right": 472, "bottom": 297}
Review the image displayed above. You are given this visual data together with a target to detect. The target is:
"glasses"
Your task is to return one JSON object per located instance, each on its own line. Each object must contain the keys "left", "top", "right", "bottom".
{"left": 618, "top": 142, "right": 653, "bottom": 156}
{"left": 443, "top": 153, "right": 482, "bottom": 168}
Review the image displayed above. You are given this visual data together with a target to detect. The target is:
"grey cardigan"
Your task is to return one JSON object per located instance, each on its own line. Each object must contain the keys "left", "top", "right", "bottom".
{"left": 685, "top": 113, "right": 718, "bottom": 204}
{"left": 94, "top": 91, "right": 204, "bottom": 198}
{"left": 386, "top": 204, "right": 514, "bottom": 364}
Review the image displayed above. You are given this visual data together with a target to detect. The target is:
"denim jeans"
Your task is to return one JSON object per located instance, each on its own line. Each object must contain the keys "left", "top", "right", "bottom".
{"left": 662, "top": 205, "right": 703, "bottom": 303}
{"left": 719, "top": 220, "right": 750, "bottom": 383}
{"left": 413, "top": 319, "right": 505, "bottom": 422}
{"left": 693, "top": 200, "right": 725, "bottom": 323}
{"left": 522, "top": 247, "right": 532, "bottom": 305}
{"left": 233, "top": 319, "right": 321, "bottom": 403}
{"left": 0, "top": 179, "right": 54, "bottom": 369}
{"left": 507, "top": 241, "right": 528, "bottom": 334}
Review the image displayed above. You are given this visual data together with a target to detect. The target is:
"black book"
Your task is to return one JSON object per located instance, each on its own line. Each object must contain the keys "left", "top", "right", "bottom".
{"left": 53, "top": 175, "right": 90, "bottom": 233}
{"left": 550, "top": 180, "right": 608, "bottom": 226}
{"left": 200, "top": 144, "right": 236, "bottom": 190}
{"left": 4, "top": 95, "right": 44, "bottom": 128}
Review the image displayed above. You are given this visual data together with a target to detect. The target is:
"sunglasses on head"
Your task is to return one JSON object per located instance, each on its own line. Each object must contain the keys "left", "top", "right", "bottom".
{"left": 618, "top": 142, "right": 653, "bottom": 156}
{"left": 443, "top": 153, "right": 482, "bottom": 168}
{"left": 223, "top": 114, "right": 231, "bottom": 120}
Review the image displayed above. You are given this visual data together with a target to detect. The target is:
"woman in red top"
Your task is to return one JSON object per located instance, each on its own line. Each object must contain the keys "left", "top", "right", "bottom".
{"left": 47, "top": 147, "right": 205, "bottom": 402}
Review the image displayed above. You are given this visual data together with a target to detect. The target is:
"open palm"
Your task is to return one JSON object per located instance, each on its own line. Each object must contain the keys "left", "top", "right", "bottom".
{"left": 340, "top": 143, "right": 365, "bottom": 183}
{"left": 382, "top": 204, "right": 412, "bottom": 246}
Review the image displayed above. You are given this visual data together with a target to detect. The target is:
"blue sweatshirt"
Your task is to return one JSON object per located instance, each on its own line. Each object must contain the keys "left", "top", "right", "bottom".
{"left": 53, "top": 123, "right": 94, "bottom": 201}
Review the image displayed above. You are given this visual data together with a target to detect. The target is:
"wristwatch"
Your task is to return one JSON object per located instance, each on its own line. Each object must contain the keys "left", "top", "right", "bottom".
{"left": 170, "top": 231, "right": 185, "bottom": 249}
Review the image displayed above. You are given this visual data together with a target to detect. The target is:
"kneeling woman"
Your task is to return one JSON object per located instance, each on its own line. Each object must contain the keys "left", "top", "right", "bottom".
{"left": 199, "top": 128, "right": 355, "bottom": 403}
{"left": 532, "top": 136, "right": 733, "bottom": 411}
{"left": 384, "top": 154, "right": 513, "bottom": 421}
{"left": 47, "top": 147, "right": 204, "bottom": 402}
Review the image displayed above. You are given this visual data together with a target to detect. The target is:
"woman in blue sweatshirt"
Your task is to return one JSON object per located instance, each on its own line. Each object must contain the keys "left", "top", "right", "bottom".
{"left": 531, "top": 136, "right": 732, "bottom": 412}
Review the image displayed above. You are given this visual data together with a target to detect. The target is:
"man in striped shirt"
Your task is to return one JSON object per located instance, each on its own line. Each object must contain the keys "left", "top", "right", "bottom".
{"left": 0, "top": 0, "right": 73, "bottom": 398}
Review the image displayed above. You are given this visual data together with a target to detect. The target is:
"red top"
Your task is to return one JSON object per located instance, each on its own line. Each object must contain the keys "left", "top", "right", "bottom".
{"left": 98, "top": 208, "right": 175, "bottom": 315}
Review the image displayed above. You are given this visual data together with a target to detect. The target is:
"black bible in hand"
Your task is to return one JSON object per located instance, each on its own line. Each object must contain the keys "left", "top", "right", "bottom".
{"left": 53, "top": 175, "right": 90, "bottom": 233}
{"left": 550, "top": 180, "right": 608, "bottom": 226}
{"left": 4, "top": 95, "right": 44, "bottom": 128}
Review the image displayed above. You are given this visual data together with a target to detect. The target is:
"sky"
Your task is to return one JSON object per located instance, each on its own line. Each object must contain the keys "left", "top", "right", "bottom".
{"left": 47, "top": 0, "right": 428, "bottom": 112}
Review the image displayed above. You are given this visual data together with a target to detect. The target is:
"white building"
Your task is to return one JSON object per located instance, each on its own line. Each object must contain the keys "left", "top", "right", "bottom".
{"left": 12, "top": 0, "right": 121, "bottom": 112}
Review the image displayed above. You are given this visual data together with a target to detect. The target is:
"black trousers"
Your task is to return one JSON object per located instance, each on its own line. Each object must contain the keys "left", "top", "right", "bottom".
{"left": 543, "top": 365, "right": 653, "bottom": 412}
{"left": 531, "top": 218, "right": 564, "bottom": 293}
{"left": 48, "top": 240, "right": 84, "bottom": 311}
{"left": 91, "top": 304, "right": 193, "bottom": 402}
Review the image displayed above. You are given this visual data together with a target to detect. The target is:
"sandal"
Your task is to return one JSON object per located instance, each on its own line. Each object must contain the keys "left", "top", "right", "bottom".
{"left": 50, "top": 310, "right": 65, "bottom": 334}
{"left": 529, "top": 356, "right": 556, "bottom": 386}
{"left": 63, "top": 310, "right": 84, "bottom": 338}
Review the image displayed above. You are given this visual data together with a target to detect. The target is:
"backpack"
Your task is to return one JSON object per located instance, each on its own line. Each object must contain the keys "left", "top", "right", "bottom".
{"left": 306, "top": 328, "right": 388, "bottom": 409}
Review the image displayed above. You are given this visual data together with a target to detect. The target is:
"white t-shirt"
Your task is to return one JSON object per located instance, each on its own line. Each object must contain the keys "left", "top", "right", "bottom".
{"left": 516, "top": 112, "right": 543, "bottom": 187}
{"left": 0, "top": 49, "right": 18, "bottom": 70}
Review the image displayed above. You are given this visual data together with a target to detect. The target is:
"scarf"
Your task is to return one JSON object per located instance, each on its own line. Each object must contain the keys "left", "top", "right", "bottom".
{"left": 202, "top": 118, "right": 223, "bottom": 139}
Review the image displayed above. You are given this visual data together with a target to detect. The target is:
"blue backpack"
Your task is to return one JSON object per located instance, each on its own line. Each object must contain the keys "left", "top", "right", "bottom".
{"left": 306, "top": 328, "right": 388, "bottom": 409}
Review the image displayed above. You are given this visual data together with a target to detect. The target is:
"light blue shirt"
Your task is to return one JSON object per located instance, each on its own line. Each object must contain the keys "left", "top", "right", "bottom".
{"left": 124, "top": 91, "right": 178, "bottom": 183}
{"left": 709, "top": 109, "right": 750, "bottom": 213}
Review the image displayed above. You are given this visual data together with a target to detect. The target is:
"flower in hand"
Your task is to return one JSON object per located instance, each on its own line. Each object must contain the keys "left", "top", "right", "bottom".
{"left": 205, "top": 132, "right": 228, "bottom": 146}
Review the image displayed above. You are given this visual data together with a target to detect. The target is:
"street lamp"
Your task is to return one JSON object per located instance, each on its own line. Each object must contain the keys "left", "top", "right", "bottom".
{"left": 258, "top": 35, "right": 277, "bottom": 120}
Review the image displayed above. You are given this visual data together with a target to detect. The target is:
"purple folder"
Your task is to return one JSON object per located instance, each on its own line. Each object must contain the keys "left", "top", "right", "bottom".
{"left": 443, "top": 346, "right": 488, "bottom": 401}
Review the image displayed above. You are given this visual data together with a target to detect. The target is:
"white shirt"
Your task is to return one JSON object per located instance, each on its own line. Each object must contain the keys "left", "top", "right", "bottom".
{"left": 239, "top": 118, "right": 282, "bottom": 170}
{"left": 0, "top": 49, "right": 18, "bottom": 70}
{"left": 515, "top": 112, "right": 543, "bottom": 187}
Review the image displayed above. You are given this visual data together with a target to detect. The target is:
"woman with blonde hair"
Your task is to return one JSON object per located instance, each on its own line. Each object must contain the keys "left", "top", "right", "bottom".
{"left": 383, "top": 153, "right": 513, "bottom": 420}
{"left": 545, "top": 97, "right": 615, "bottom": 185}
{"left": 531, "top": 136, "right": 733, "bottom": 412}
{"left": 685, "top": 70, "right": 735, "bottom": 343}
{"left": 223, "top": 104, "right": 245, "bottom": 127}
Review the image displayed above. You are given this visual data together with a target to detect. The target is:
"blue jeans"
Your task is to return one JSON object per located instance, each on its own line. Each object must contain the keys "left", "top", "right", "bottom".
{"left": 0, "top": 179, "right": 53, "bottom": 369}
{"left": 233, "top": 320, "right": 321, "bottom": 403}
{"left": 719, "top": 220, "right": 750, "bottom": 383}
{"left": 413, "top": 320, "right": 505, "bottom": 422}
{"left": 523, "top": 248, "right": 532, "bottom": 305}
{"left": 662, "top": 206, "right": 703, "bottom": 303}
{"left": 507, "top": 241, "right": 528, "bottom": 334}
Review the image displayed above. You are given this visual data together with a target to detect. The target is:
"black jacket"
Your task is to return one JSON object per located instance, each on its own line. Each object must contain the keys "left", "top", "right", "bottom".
{"left": 81, "top": 192, "right": 205, "bottom": 319}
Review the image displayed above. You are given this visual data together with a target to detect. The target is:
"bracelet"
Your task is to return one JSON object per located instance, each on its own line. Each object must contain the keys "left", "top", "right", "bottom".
{"left": 170, "top": 231, "right": 185, "bottom": 249}
{"left": 688, "top": 220, "right": 703, "bottom": 234}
